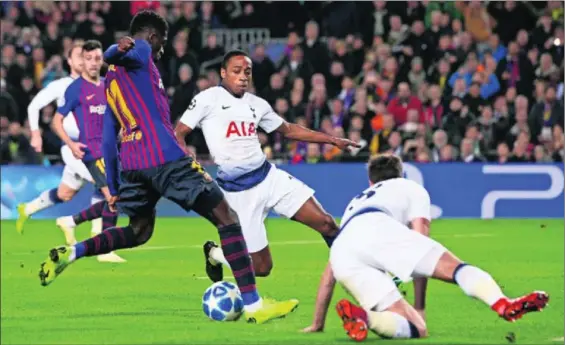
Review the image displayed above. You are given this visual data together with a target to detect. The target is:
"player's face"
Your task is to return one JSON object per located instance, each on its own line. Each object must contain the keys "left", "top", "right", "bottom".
{"left": 68, "top": 46, "right": 84, "bottom": 75}
{"left": 222, "top": 56, "right": 252, "bottom": 96}
{"left": 150, "top": 31, "right": 167, "bottom": 60}
{"left": 82, "top": 48, "right": 103, "bottom": 79}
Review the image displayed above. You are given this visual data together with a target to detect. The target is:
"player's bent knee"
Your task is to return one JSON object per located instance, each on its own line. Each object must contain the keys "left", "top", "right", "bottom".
{"left": 56, "top": 186, "right": 75, "bottom": 202}
{"left": 130, "top": 214, "right": 156, "bottom": 245}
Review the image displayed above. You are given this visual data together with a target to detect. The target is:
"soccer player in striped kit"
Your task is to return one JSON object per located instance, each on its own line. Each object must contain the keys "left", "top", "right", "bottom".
{"left": 38, "top": 10, "right": 298, "bottom": 325}
{"left": 16, "top": 42, "right": 113, "bottom": 254}
{"left": 49, "top": 40, "right": 124, "bottom": 263}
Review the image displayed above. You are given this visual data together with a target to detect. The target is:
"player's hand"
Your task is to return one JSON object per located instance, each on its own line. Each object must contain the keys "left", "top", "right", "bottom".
{"left": 332, "top": 137, "right": 361, "bottom": 151}
{"left": 30, "top": 131, "right": 43, "bottom": 153}
{"left": 118, "top": 36, "right": 135, "bottom": 53}
{"left": 107, "top": 196, "right": 119, "bottom": 213}
{"left": 301, "top": 324, "right": 324, "bottom": 333}
{"left": 69, "top": 142, "right": 87, "bottom": 159}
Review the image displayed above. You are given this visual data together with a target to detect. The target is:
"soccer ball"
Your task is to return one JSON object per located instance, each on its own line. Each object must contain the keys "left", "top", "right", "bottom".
{"left": 202, "top": 281, "right": 244, "bottom": 321}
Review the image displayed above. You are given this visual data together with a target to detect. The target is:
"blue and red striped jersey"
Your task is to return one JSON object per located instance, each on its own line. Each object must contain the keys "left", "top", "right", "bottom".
{"left": 57, "top": 76, "right": 106, "bottom": 163}
{"left": 103, "top": 39, "right": 184, "bottom": 171}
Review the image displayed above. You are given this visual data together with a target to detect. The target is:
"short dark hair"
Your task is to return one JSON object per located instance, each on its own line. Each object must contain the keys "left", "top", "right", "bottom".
{"left": 130, "top": 10, "right": 168, "bottom": 37}
{"left": 221, "top": 49, "right": 249, "bottom": 69}
{"left": 82, "top": 40, "right": 102, "bottom": 52}
{"left": 367, "top": 154, "right": 403, "bottom": 184}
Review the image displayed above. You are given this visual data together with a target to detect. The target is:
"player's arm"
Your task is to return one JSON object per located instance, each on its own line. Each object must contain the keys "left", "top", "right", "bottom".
{"left": 175, "top": 96, "right": 209, "bottom": 155}
{"left": 408, "top": 185, "right": 433, "bottom": 321}
{"left": 103, "top": 37, "right": 148, "bottom": 69}
{"left": 102, "top": 104, "right": 121, "bottom": 201}
{"left": 53, "top": 86, "right": 86, "bottom": 159}
{"left": 303, "top": 262, "right": 336, "bottom": 333}
{"left": 274, "top": 119, "right": 360, "bottom": 150}
{"left": 27, "top": 79, "right": 62, "bottom": 152}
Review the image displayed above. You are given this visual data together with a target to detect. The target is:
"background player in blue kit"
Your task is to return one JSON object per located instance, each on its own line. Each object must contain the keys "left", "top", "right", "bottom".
{"left": 38, "top": 10, "right": 298, "bottom": 325}
{"left": 49, "top": 40, "right": 124, "bottom": 262}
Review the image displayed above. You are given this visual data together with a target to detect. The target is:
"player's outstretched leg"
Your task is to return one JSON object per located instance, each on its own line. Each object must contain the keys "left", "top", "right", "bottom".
{"left": 203, "top": 197, "right": 338, "bottom": 282}
{"left": 291, "top": 197, "right": 339, "bottom": 246}
{"left": 56, "top": 200, "right": 126, "bottom": 263}
{"left": 198, "top": 198, "right": 299, "bottom": 324}
{"left": 430, "top": 250, "right": 549, "bottom": 322}
{"left": 38, "top": 213, "right": 154, "bottom": 286}
{"left": 17, "top": 185, "right": 74, "bottom": 234}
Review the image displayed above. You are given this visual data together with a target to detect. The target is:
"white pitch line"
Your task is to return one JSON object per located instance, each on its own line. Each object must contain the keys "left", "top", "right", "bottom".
{"left": 6, "top": 233, "right": 493, "bottom": 256}
{"left": 551, "top": 337, "right": 564, "bottom": 342}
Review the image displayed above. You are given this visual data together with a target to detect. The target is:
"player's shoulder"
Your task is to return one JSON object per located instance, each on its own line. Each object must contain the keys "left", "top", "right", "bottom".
{"left": 397, "top": 178, "right": 430, "bottom": 201}
{"left": 244, "top": 92, "right": 272, "bottom": 112}
{"left": 193, "top": 86, "right": 222, "bottom": 103}
{"left": 64, "top": 77, "right": 83, "bottom": 95}
{"left": 51, "top": 76, "right": 74, "bottom": 87}
{"left": 244, "top": 92, "right": 269, "bottom": 106}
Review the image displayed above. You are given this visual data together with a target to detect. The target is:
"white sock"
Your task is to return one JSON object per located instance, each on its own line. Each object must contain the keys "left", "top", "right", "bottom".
{"left": 68, "top": 246, "right": 77, "bottom": 262}
{"left": 91, "top": 218, "right": 102, "bottom": 235}
{"left": 455, "top": 265, "right": 506, "bottom": 306}
{"left": 90, "top": 196, "right": 103, "bottom": 235}
{"left": 24, "top": 190, "right": 56, "bottom": 215}
{"left": 368, "top": 311, "right": 417, "bottom": 338}
{"left": 243, "top": 298, "right": 263, "bottom": 313}
{"left": 209, "top": 247, "right": 230, "bottom": 267}
{"left": 60, "top": 216, "right": 76, "bottom": 227}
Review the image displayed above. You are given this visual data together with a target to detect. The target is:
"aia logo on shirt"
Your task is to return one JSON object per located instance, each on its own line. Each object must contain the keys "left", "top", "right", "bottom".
{"left": 226, "top": 121, "right": 256, "bottom": 138}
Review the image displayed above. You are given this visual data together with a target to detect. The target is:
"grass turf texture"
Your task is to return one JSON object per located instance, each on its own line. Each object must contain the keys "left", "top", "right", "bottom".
{"left": 1, "top": 218, "right": 563, "bottom": 344}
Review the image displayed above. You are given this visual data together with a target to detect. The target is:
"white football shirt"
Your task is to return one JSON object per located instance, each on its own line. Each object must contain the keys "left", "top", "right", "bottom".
{"left": 179, "top": 86, "right": 283, "bottom": 178}
{"left": 28, "top": 76, "right": 80, "bottom": 140}
{"left": 341, "top": 177, "right": 431, "bottom": 227}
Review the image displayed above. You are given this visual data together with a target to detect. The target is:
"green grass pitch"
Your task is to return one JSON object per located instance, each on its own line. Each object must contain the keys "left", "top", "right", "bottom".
{"left": 1, "top": 218, "right": 563, "bottom": 344}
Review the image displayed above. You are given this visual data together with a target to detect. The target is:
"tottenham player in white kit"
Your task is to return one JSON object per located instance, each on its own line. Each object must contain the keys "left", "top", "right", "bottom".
{"left": 17, "top": 42, "right": 125, "bottom": 263}
{"left": 175, "top": 50, "right": 358, "bottom": 285}
{"left": 307, "top": 154, "right": 549, "bottom": 341}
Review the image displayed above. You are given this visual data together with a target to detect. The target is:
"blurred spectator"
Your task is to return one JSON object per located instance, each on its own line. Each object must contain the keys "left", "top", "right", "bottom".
{"left": 387, "top": 82, "right": 423, "bottom": 125}
{"left": 170, "top": 64, "right": 196, "bottom": 123}
{"left": 529, "top": 85, "right": 564, "bottom": 144}
{"left": 199, "top": 33, "right": 224, "bottom": 68}
{"left": 1, "top": 0, "right": 563, "bottom": 166}
{"left": 250, "top": 43, "right": 274, "bottom": 94}
{"left": 459, "top": 137, "right": 484, "bottom": 163}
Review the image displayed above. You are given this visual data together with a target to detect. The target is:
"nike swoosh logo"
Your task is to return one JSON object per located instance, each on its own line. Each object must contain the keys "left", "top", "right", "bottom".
{"left": 222, "top": 105, "right": 231, "bottom": 110}
{"left": 86, "top": 94, "right": 95, "bottom": 100}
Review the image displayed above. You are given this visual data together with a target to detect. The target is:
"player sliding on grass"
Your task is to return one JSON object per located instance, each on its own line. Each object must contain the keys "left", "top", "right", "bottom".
{"left": 39, "top": 10, "right": 297, "bottom": 325}
{"left": 174, "top": 50, "right": 359, "bottom": 306}
{"left": 304, "top": 154, "right": 549, "bottom": 341}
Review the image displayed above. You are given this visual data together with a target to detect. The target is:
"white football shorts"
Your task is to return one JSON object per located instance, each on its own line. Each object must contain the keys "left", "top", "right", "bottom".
{"left": 330, "top": 212, "right": 446, "bottom": 311}
{"left": 220, "top": 164, "right": 314, "bottom": 253}
{"left": 60, "top": 145, "right": 94, "bottom": 190}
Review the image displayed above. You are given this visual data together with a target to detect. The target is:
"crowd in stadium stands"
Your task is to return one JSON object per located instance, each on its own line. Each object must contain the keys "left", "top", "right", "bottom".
{"left": 1, "top": 1, "right": 564, "bottom": 165}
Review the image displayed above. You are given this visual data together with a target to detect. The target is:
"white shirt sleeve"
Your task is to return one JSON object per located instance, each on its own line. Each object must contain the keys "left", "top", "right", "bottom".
{"left": 27, "top": 79, "right": 64, "bottom": 131}
{"left": 257, "top": 99, "right": 284, "bottom": 133}
{"left": 407, "top": 183, "right": 431, "bottom": 222}
{"left": 179, "top": 92, "right": 210, "bottom": 129}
